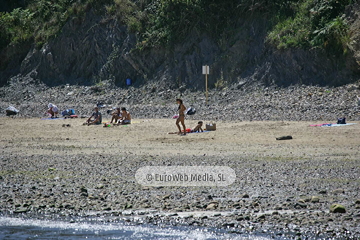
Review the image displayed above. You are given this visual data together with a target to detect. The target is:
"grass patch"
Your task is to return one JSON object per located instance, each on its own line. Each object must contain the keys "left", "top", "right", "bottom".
{"left": 0, "top": 0, "right": 112, "bottom": 51}
{"left": 267, "top": 0, "right": 352, "bottom": 54}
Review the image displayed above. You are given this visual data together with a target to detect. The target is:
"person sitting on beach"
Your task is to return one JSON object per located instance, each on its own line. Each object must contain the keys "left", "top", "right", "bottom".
{"left": 47, "top": 103, "right": 59, "bottom": 118}
{"left": 86, "top": 107, "right": 102, "bottom": 125}
{"left": 117, "top": 107, "right": 131, "bottom": 125}
{"left": 191, "top": 121, "right": 204, "bottom": 133}
{"left": 110, "top": 107, "right": 121, "bottom": 124}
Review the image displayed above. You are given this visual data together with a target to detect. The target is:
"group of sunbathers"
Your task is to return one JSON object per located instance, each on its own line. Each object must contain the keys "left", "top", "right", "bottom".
{"left": 108, "top": 107, "right": 131, "bottom": 125}
{"left": 46, "top": 103, "right": 131, "bottom": 126}
{"left": 86, "top": 107, "right": 131, "bottom": 126}
{"left": 46, "top": 98, "right": 204, "bottom": 134}
{"left": 80, "top": 107, "right": 131, "bottom": 126}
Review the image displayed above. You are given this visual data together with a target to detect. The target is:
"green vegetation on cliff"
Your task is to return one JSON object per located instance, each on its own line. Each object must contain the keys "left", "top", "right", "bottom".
{"left": 0, "top": 0, "right": 354, "bottom": 53}
{"left": 268, "top": 0, "right": 352, "bottom": 54}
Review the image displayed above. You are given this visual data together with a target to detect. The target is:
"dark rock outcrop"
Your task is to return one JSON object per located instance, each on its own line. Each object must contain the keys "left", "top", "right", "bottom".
{"left": 1, "top": 4, "right": 360, "bottom": 89}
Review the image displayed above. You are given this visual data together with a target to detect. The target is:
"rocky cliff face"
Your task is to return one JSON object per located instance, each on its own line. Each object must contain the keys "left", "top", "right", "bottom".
{"left": 1, "top": 4, "right": 360, "bottom": 89}
{"left": 348, "top": 3, "right": 360, "bottom": 71}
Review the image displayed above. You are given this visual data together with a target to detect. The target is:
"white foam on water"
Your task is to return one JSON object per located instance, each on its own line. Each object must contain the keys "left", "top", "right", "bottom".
{"left": 0, "top": 216, "right": 274, "bottom": 240}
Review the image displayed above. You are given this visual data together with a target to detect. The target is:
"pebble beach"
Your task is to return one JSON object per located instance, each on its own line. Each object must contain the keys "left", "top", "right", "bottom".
{"left": 0, "top": 116, "right": 359, "bottom": 239}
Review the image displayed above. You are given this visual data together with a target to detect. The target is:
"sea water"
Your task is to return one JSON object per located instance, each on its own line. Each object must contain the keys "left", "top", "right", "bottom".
{"left": 0, "top": 216, "right": 281, "bottom": 240}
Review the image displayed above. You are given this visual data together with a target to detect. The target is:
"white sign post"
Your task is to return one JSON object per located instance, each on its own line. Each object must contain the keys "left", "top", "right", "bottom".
{"left": 202, "top": 65, "right": 209, "bottom": 105}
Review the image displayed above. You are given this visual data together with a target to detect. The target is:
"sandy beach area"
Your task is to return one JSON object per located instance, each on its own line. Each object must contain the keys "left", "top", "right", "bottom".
{"left": 1, "top": 117, "right": 359, "bottom": 238}
{"left": 1, "top": 117, "right": 359, "bottom": 158}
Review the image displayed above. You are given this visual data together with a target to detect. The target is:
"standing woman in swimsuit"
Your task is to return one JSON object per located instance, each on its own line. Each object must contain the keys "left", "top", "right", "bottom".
{"left": 176, "top": 98, "right": 186, "bottom": 135}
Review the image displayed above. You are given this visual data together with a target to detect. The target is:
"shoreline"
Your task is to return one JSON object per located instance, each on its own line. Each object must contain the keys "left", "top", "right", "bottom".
{"left": 0, "top": 207, "right": 352, "bottom": 239}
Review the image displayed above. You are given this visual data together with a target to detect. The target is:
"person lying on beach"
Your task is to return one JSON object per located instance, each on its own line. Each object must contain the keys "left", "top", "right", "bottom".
{"left": 47, "top": 103, "right": 59, "bottom": 118}
{"left": 86, "top": 107, "right": 102, "bottom": 125}
{"left": 117, "top": 107, "right": 131, "bottom": 125}
{"left": 168, "top": 121, "right": 204, "bottom": 134}
{"left": 110, "top": 108, "right": 121, "bottom": 124}
{"left": 191, "top": 121, "right": 204, "bottom": 133}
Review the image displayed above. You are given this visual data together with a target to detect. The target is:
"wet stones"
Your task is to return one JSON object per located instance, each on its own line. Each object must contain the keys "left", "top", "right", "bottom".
{"left": 14, "top": 207, "right": 29, "bottom": 213}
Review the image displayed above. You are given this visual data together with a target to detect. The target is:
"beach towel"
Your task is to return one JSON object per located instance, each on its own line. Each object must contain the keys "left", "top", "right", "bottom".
{"left": 322, "top": 123, "right": 357, "bottom": 127}
{"left": 64, "top": 115, "right": 78, "bottom": 118}
{"left": 309, "top": 123, "right": 357, "bottom": 127}
{"left": 188, "top": 130, "right": 209, "bottom": 134}
{"left": 309, "top": 123, "right": 332, "bottom": 127}
{"left": 102, "top": 122, "right": 130, "bottom": 127}
{"left": 168, "top": 130, "right": 209, "bottom": 134}
{"left": 41, "top": 117, "right": 64, "bottom": 120}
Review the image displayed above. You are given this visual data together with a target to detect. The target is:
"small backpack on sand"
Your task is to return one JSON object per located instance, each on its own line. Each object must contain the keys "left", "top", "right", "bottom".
{"left": 62, "top": 109, "right": 76, "bottom": 116}
{"left": 337, "top": 118, "right": 346, "bottom": 124}
{"left": 186, "top": 107, "right": 196, "bottom": 115}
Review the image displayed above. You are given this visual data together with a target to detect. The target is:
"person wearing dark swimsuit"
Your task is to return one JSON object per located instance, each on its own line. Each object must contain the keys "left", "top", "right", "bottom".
{"left": 176, "top": 98, "right": 186, "bottom": 135}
